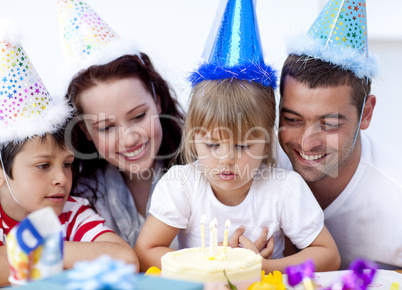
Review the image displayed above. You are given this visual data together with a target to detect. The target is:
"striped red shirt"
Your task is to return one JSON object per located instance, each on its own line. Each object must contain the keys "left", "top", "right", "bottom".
{"left": 0, "top": 196, "right": 113, "bottom": 245}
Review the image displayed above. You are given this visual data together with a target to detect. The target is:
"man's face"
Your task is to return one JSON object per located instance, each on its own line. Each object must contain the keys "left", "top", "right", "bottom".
{"left": 278, "top": 76, "right": 360, "bottom": 183}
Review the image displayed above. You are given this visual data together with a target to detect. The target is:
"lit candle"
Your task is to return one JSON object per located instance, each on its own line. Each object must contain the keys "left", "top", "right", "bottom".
{"left": 223, "top": 219, "right": 231, "bottom": 248}
{"left": 200, "top": 215, "right": 206, "bottom": 252}
{"left": 209, "top": 218, "right": 217, "bottom": 258}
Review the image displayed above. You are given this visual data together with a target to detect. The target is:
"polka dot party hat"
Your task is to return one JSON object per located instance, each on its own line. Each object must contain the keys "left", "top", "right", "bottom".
{"left": 287, "top": 0, "right": 376, "bottom": 79}
{"left": 57, "top": 0, "right": 138, "bottom": 74}
{"left": 0, "top": 27, "right": 72, "bottom": 145}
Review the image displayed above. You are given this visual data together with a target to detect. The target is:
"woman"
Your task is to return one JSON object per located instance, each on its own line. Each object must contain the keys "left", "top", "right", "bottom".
{"left": 67, "top": 52, "right": 184, "bottom": 247}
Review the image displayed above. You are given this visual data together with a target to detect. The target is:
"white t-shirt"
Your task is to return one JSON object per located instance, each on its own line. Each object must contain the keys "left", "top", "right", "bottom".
{"left": 278, "top": 133, "right": 402, "bottom": 269}
{"left": 149, "top": 163, "right": 324, "bottom": 259}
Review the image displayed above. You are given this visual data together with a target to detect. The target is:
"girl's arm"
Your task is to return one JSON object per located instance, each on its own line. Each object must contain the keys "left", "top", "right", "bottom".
{"left": 259, "top": 226, "right": 340, "bottom": 273}
{"left": 135, "top": 214, "right": 180, "bottom": 272}
{"left": 63, "top": 232, "right": 139, "bottom": 271}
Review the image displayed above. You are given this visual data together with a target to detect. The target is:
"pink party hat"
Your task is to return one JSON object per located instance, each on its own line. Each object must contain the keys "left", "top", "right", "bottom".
{"left": 0, "top": 26, "right": 71, "bottom": 145}
{"left": 287, "top": 0, "right": 376, "bottom": 79}
{"left": 57, "top": 0, "right": 138, "bottom": 73}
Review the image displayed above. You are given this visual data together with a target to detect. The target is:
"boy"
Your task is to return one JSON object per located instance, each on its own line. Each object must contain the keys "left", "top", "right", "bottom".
{"left": 0, "top": 30, "right": 138, "bottom": 286}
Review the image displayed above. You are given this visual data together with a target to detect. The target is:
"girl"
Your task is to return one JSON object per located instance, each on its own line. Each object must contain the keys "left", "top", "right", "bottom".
{"left": 135, "top": 78, "right": 340, "bottom": 273}
{"left": 67, "top": 53, "right": 184, "bottom": 248}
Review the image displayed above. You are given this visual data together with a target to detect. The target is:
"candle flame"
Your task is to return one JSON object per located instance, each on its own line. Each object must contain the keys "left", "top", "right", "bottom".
{"left": 210, "top": 217, "right": 217, "bottom": 229}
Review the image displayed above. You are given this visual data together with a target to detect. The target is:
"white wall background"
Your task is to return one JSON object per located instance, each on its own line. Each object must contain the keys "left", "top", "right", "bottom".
{"left": 0, "top": 0, "right": 401, "bottom": 144}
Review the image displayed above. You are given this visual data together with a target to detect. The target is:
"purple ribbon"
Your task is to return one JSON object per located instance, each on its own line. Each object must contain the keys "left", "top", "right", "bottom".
{"left": 286, "top": 259, "right": 315, "bottom": 287}
{"left": 339, "top": 258, "right": 378, "bottom": 290}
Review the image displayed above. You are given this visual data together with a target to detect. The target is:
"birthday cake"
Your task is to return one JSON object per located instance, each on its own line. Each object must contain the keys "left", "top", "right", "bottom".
{"left": 161, "top": 246, "right": 262, "bottom": 289}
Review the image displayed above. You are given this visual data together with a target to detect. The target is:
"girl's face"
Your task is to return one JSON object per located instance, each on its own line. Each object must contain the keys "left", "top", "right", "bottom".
{"left": 0, "top": 136, "right": 74, "bottom": 221}
{"left": 79, "top": 78, "right": 163, "bottom": 179}
{"left": 194, "top": 131, "right": 268, "bottom": 206}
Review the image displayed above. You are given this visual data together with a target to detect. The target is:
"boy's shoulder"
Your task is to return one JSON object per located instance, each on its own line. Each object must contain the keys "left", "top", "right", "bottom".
{"left": 59, "top": 196, "right": 92, "bottom": 220}
{"left": 64, "top": 196, "right": 90, "bottom": 207}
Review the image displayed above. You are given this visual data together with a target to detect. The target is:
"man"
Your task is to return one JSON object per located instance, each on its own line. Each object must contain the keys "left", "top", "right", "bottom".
{"left": 278, "top": 0, "right": 402, "bottom": 270}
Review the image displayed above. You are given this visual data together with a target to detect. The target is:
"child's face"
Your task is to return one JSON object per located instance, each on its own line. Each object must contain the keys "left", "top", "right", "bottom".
{"left": 79, "top": 78, "right": 163, "bottom": 178}
{"left": 194, "top": 131, "right": 268, "bottom": 205}
{"left": 0, "top": 135, "right": 74, "bottom": 221}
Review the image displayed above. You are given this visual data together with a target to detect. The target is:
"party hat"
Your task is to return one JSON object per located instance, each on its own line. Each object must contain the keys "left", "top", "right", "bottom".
{"left": 0, "top": 26, "right": 72, "bottom": 145}
{"left": 189, "top": 0, "right": 277, "bottom": 88}
{"left": 57, "top": 0, "right": 138, "bottom": 74}
{"left": 287, "top": 0, "right": 376, "bottom": 79}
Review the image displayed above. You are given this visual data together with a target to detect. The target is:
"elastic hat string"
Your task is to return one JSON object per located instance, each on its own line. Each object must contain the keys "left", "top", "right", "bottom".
{"left": 138, "top": 53, "right": 157, "bottom": 101}
{"left": 352, "top": 94, "right": 367, "bottom": 148}
{"left": 150, "top": 81, "right": 156, "bottom": 101}
{"left": 0, "top": 149, "right": 22, "bottom": 206}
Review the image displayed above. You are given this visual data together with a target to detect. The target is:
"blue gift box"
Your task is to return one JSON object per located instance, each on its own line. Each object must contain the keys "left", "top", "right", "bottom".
{"left": 12, "top": 271, "right": 204, "bottom": 290}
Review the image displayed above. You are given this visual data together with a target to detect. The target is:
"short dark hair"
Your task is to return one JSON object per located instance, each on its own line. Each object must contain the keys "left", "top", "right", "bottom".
{"left": 0, "top": 119, "right": 76, "bottom": 179}
{"left": 280, "top": 54, "right": 371, "bottom": 114}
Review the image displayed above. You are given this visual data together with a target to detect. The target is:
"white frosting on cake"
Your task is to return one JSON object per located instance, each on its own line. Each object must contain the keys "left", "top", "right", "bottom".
{"left": 161, "top": 246, "right": 262, "bottom": 284}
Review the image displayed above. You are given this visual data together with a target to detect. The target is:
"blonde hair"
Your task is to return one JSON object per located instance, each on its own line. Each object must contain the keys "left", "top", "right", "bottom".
{"left": 180, "top": 79, "right": 277, "bottom": 165}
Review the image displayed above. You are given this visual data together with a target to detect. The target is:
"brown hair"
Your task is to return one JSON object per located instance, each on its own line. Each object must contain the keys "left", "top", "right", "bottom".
{"left": 66, "top": 53, "right": 184, "bottom": 201}
{"left": 67, "top": 52, "right": 184, "bottom": 170}
{"left": 181, "top": 79, "right": 277, "bottom": 165}
{"left": 0, "top": 120, "right": 78, "bottom": 187}
{"left": 280, "top": 54, "right": 371, "bottom": 114}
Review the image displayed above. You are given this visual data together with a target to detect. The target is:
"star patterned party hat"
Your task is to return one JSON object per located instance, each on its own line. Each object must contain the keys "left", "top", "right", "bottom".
{"left": 287, "top": 0, "right": 376, "bottom": 79}
{"left": 189, "top": 0, "right": 277, "bottom": 88}
{"left": 57, "top": 0, "right": 138, "bottom": 76}
{"left": 0, "top": 26, "right": 72, "bottom": 145}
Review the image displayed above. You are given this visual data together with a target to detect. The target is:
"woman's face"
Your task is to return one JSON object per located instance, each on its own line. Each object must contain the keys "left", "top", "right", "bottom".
{"left": 78, "top": 78, "right": 163, "bottom": 179}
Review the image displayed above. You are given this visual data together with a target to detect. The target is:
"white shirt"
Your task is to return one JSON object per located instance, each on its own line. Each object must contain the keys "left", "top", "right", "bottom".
{"left": 278, "top": 133, "right": 402, "bottom": 269}
{"left": 149, "top": 163, "right": 324, "bottom": 259}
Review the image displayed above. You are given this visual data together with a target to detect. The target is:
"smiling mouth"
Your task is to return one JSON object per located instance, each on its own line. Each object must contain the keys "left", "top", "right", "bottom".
{"left": 298, "top": 151, "right": 327, "bottom": 161}
{"left": 121, "top": 142, "right": 147, "bottom": 158}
